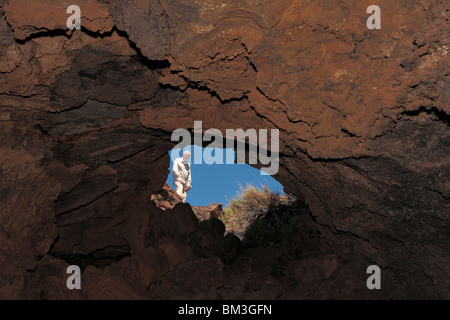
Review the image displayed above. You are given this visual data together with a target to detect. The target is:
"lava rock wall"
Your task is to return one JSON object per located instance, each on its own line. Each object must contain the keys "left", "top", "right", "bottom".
{"left": 0, "top": 0, "right": 449, "bottom": 299}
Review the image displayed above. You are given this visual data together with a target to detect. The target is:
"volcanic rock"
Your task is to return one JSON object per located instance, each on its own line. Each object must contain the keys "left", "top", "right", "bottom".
{"left": 0, "top": 0, "right": 448, "bottom": 299}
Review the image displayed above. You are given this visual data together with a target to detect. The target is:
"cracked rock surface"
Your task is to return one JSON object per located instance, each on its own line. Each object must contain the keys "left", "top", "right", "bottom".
{"left": 0, "top": 0, "right": 449, "bottom": 299}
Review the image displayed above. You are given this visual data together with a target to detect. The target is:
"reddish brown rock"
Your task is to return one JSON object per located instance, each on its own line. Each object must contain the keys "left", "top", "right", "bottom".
{"left": 83, "top": 265, "right": 144, "bottom": 300}
{"left": 191, "top": 202, "right": 224, "bottom": 221}
{"left": 4, "top": 0, "right": 114, "bottom": 40}
{"left": 157, "top": 237, "right": 195, "bottom": 271}
{"left": 151, "top": 182, "right": 183, "bottom": 210}
{"left": 0, "top": 0, "right": 449, "bottom": 300}
{"left": 20, "top": 255, "right": 85, "bottom": 300}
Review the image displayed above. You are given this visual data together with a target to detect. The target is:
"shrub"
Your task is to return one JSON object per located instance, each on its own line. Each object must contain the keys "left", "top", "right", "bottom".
{"left": 219, "top": 183, "right": 295, "bottom": 243}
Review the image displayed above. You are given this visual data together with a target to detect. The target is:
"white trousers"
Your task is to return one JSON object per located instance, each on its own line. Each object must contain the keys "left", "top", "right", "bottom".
{"left": 174, "top": 181, "right": 187, "bottom": 203}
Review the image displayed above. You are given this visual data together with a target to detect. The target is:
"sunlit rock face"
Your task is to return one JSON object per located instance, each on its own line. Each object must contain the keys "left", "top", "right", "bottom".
{"left": 0, "top": 0, "right": 448, "bottom": 299}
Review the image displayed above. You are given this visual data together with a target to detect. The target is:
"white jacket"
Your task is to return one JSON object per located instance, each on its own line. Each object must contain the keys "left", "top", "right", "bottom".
{"left": 172, "top": 157, "right": 191, "bottom": 186}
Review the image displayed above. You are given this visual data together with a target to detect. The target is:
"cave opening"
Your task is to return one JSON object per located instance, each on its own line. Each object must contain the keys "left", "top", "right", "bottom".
{"left": 164, "top": 144, "right": 285, "bottom": 207}
{"left": 35, "top": 27, "right": 316, "bottom": 291}
{"left": 150, "top": 142, "right": 313, "bottom": 250}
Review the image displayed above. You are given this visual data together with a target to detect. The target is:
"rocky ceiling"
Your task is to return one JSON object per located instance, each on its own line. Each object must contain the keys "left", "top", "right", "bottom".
{"left": 0, "top": 0, "right": 449, "bottom": 299}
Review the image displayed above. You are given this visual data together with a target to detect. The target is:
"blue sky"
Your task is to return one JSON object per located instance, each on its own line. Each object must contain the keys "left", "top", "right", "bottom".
{"left": 166, "top": 145, "right": 285, "bottom": 207}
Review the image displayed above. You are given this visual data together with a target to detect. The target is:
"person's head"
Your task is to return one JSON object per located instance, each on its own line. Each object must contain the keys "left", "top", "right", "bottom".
{"left": 182, "top": 150, "right": 191, "bottom": 163}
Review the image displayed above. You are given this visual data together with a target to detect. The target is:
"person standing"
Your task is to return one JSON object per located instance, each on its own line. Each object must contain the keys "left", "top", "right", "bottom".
{"left": 172, "top": 150, "right": 192, "bottom": 203}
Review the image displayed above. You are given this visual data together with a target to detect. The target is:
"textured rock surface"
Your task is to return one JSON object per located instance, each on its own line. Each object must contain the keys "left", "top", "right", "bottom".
{"left": 151, "top": 182, "right": 224, "bottom": 220}
{"left": 151, "top": 182, "right": 183, "bottom": 210}
{"left": 0, "top": 0, "right": 449, "bottom": 299}
{"left": 191, "top": 202, "right": 224, "bottom": 221}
